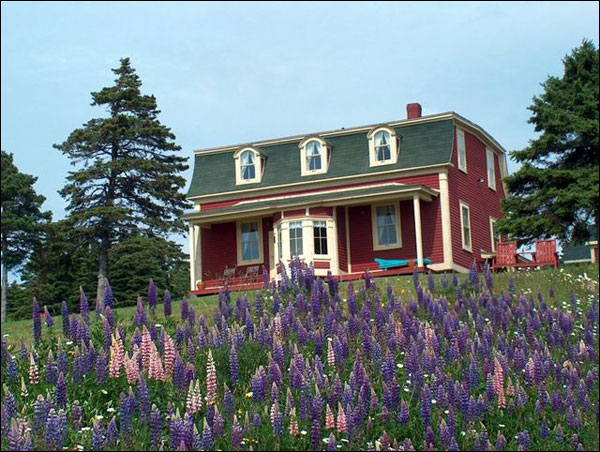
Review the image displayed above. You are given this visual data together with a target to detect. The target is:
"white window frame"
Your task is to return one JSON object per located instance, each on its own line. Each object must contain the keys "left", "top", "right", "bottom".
{"left": 459, "top": 201, "right": 472, "bottom": 252}
{"left": 313, "top": 220, "right": 329, "bottom": 256}
{"left": 288, "top": 220, "right": 304, "bottom": 257}
{"left": 299, "top": 137, "right": 329, "bottom": 176}
{"left": 234, "top": 147, "right": 263, "bottom": 185}
{"left": 486, "top": 148, "right": 496, "bottom": 190}
{"left": 367, "top": 127, "right": 399, "bottom": 167}
{"left": 489, "top": 217, "right": 500, "bottom": 252}
{"left": 456, "top": 128, "right": 467, "bottom": 173}
{"left": 371, "top": 202, "right": 402, "bottom": 250}
{"left": 236, "top": 219, "right": 264, "bottom": 265}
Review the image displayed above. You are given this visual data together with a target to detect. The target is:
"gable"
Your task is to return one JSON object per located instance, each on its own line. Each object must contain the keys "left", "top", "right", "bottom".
{"left": 187, "top": 117, "right": 455, "bottom": 198}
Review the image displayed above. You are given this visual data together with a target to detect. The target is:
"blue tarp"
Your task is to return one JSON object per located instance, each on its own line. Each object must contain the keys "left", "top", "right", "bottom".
{"left": 375, "top": 258, "right": 432, "bottom": 270}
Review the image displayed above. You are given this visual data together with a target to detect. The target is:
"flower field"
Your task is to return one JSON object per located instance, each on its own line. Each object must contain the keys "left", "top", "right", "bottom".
{"left": 1, "top": 263, "right": 598, "bottom": 451}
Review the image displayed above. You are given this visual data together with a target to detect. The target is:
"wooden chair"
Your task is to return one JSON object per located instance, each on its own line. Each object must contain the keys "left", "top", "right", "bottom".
{"left": 533, "top": 239, "right": 558, "bottom": 268}
{"left": 492, "top": 241, "right": 518, "bottom": 271}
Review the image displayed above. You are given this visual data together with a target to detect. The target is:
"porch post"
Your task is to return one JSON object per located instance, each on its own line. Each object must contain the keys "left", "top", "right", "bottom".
{"left": 188, "top": 223, "right": 196, "bottom": 290}
{"left": 413, "top": 195, "right": 424, "bottom": 268}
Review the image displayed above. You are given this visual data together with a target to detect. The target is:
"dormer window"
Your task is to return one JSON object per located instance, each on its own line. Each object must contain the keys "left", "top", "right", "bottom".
{"left": 367, "top": 126, "right": 399, "bottom": 167}
{"left": 299, "top": 137, "right": 329, "bottom": 176}
{"left": 234, "top": 147, "right": 264, "bottom": 185}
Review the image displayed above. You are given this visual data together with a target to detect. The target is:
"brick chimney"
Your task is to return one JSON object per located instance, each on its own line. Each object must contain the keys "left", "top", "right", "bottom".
{"left": 407, "top": 103, "right": 422, "bottom": 119}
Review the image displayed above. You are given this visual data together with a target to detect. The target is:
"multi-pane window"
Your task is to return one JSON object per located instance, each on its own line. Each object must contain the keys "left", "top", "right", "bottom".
{"left": 240, "top": 221, "right": 260, "bottom": 262}
{"left": 486, "top": 149, "right": 496, "bottom": 190}
{"left": 277, "top": 225, "right": 282, "bottom": 261}
{"left": 490, "top": 218, "right": 500, "bottom": 252}
{"left": 460, "top": 203, "right": 472, "bottom": 251}
{"left": 313, "top": 221, "right": 328, "bottom": 255}
{"left": 457, "top": 129, "right": 467, "bottom": 172}
{"left": 375, "top": 204, "right": 399, "bottom": 247}
{"left": 306, "top": 141, "right": 322, "bottom": 171}
{"left": 240, "top": 150, "right": 256, "bottom": 181}
{"left": 374, "top": 130, "right": 392, "bottom": 162}
{"left": 289, "top": 221, "right": 303, "bottom": 256}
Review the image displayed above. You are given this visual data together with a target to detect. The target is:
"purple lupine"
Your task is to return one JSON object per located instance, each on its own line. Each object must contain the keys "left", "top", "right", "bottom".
{"left": 32, "top": 395, "right": 47, "bottom": 432}
{"left": 164, "top": 289, "right": 172, "bottom": 317}
{"left": 105, "top": 416, "right": 118, "bottom": 447}
{"left": 56, "top": 372, "right": 67, "bottom": 408}
{"left": 517, "top": 430, "right": 530, "bottom": 450}
{"left": 71, "top": 400, "right": 82, "bottom": 430}
{"left": 399, "top": 400, "right": 409, "bottom": 425}
{"left": 119, "top": 392, "right": 132, "bottom": 436}
{"left": 148, "top": 278, "right": 157, "bottom": 314}
{"left": 32, "top": 298, "right": 42, "bottom": 343}
{"left": 138, "top": 374, "right": 151, "bottom": 422}
{"left": 6, "top": 355, "right": 18, "bottom": 383}
{"left": 150, "top": 405, "right": 162, "bottom": 449}
{"left": 420, "top": 385, "right": 431, "bottom": 427}
{"left": 224, "top": 384, "right": 235, "bottom": 419}
{"left": 91, "top": 419, "right": 105, "bottom": 451}
{"left": 79, "top": 287, "right": 89, "bottom": 323}
{"left": 231, "top": 416, "right": 243, "bottom": 449}
{"left": 201, "top": 419, "right": 213, "bottom": 450}
{"left": 45, "top": 408, "right": 59, "bottom": 449}
{"left": 60, "top": 301, "right": 70, "bottom": 335}
{"left": 181, "top": 297, "right": 189, "bottom": 322}
{"left": 229, "top": 346, "right": 239, "bottom": 384}
{"left": 44, "top": 305, "right": 54, "bottom": 328}
{"left": 495, "top": 433, "right": 506, "bottom": 451}
{"left": 104, "top": 281, "right": 114, "bottom": 309}
{"left": 96, "top": 348, "right": 108, "bottom": 384}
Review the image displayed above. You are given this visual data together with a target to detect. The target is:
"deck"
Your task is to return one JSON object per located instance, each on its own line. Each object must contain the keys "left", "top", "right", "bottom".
{"left": 189, "top": 265, "right": 429, "bottom": 296}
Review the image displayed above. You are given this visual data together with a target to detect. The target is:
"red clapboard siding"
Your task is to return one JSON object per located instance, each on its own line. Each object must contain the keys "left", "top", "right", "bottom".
{"left": 336, "top": 206, "right": 348, "bottom": 272}
{"left": 449, "top": 127, "right": 505, "bottom": 269}
{"left": 313, "top": 261, "right": 330, "bottom": 269}
{"left": 283, "top": 209, "right": 305, "bottom": 218}
{"left": 201, "top": 218, "right": 270, "bottom": 280}
{"left": 309, "top": 207, "right": 333, "bottom": 217}
{"left": 200, "top": 173, "right": 440, "bottom": 211}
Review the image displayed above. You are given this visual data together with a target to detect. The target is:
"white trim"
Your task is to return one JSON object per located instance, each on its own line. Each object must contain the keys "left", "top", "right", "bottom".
{"left": 299, "top": 137, "right": 330, "bottom": 176}
{"left": 563, "top": 258, "right": 593, "bottom": 264}
{"left": 189, "top": 224, "right": 196, "bottom": 290}
{"left": 413, "top": 195, "right": 424, "bottom": 267}
{"left": 236, "top": 219, "right": 264, "bottom": 266}
{"left": 345, "top": 206, "right": 352, "bottom": 273}
{"left": 367, "top": 126, "right": 399, "bottom": 167}
{"left": 486, "top": 148, "right": 496, "bottom": 191}
{"left": 188, "top": 224, "right": 202, "bottom": 290}
{"left": 456, "top": 128, "right": 467, "bottom": 173}
{"left": 459, "top": 201, "right": 472, "bottom": 253}
{"left": 371, "top": 202, "right": 402, "bottom": 250}
{"left": 489, "top": 217, "right": 499, "bottom": 252}
{"left": 438, "top": 172, "right": 453, "bottom": 266}
{"left": 331, "top": 208, "right": 340, "bottom": 275}
{"left": 188, "top": 163, "right": 447, "bottom": 202}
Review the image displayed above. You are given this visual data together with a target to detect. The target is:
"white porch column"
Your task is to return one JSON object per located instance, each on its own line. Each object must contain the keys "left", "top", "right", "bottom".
{"left": 438, "top": 171, "right": 453, "bottom": 267}
{"left": 413, "top": 195, "right": 424, "bottom": 268}
{"left": 188, "top": 224, "right": 202, "bottom": 291}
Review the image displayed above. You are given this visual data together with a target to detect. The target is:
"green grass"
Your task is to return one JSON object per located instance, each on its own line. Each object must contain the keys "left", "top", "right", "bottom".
{"left": 3, "top": 263, "right": 597, "bottom": 347}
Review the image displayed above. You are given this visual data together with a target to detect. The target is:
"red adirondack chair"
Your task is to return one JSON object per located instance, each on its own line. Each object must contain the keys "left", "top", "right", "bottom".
{"left": 533, "top": 239, "right": 558, "bottom": 268}
{"left": 492, "top": 241, "right": 518, "bottom": 271}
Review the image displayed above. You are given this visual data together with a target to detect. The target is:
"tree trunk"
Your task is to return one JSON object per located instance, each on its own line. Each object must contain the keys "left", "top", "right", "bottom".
{"left": 1, "top": 260, "right": 7, "bottom": 323}
{"left": 96, "top": 239, "right": 109, "bottom": 311}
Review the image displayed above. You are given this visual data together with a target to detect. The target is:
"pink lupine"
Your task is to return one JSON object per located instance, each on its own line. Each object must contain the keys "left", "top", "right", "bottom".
{"left": 325, "top": 404, "right": 335, "bottom": 430}
{"left": 336, "top": 402, "right": 347, "bottom": 433}
{"left": 149, "top": 343, "right": 165, "bottom": 381}
{"left": 141, "top": 325, "right": 152, "bottom": 371}
{"left": 163, "top": 331, "right": 175, "bottom": 379}
{"left": 506, "top": 377, "right": 515, "bottom": 397}
{"left": 527, "top": 358, "right": 536, "bottom": 383}
{"left": 125, "top": 351, "right": 140, "bottom": 384}
{"left": 109, "top": 345, "right": 121, "bottom": 379}
{"left": 28, "top": 353, "right": 39, "bottom": 385}
{"left": 273, "top": 314, "right": 282, "bottom": 338}
{"left": 206, "top": 350, "right": 217, "bottom": 405}
{"left": 493, "top": 357, "right": 506, "bottom": 409}
{"left": 327, "top": 339, "right": 335, "bottom": 367}
{"left": 20, "top": 377, "right": 28, "bottom": 397}
{"left": 289, "top": 408, "right": 299, "bottom": 436}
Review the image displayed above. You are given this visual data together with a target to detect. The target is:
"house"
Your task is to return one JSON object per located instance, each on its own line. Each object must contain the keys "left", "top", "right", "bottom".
{"left": 183, "top": 103, "right": 509, "bottom": 294}
{"left": 562, "top": 229, "right": 598, "bottom": 264}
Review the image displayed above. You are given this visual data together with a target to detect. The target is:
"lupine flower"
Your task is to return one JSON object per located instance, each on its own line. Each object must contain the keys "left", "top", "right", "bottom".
{"left": 201, "top": 418, "right": 213, "bottom": 450}
{"left": 105, "top": 416, "right": 118, "bottom": 447}
{"left": 149, "top": 343, "right": 165, "bottom": 381}
{"left": 325, "top": 404, "right": 335, "bottom": 430}
{"left": 20, "top": 377, "right": 28, "bottom": 398}
{"left": 206, "top": 350, "right": 217, "bottom": 405}
{"left": 79, "top": 286, "right": 89, "bottom": 323}
{"left": 92, "top": 419, "right": 105, "bottom": 451}
{"left": 28, "top": 353, "right": 39, "bottom": 384}
{"left": 493, "top": 357, "right": 506, "bottom": 409}
{"left": 150, "top": 405, "right": 162, "bottom": 449}
{"left": 186, "top": 380, "right": 203, "bottom": 415}
{"left": 229, "top": 346, "right": 239, "bottom": 384}
{"left": 336, "top": 403, "right": 347, "bottom": 433}
{"left": 56, "top": 372, "right": 67, "bottom": 408}
{"left": 164, "top": 289, "right": 172, "bottom": 317}
{"left": 148, "top": 278, "right": 157, "bottom": 314}
{"left": 44, "top": 305, "right": 54, "bottom": 328}
{"left": 33, "top": 298, "right": 41, "bottom": 343}
{"left": 163, "top": 331, "right": 176, "bottom": 379}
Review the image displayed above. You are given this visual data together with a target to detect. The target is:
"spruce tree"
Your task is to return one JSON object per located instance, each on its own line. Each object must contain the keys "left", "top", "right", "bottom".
{"left": 498, "top": 40, "right": 599, "bottom": 243}
{"left": 55, "top": 58, "right": 189, "bottom": 304}
{"left": 1, "top": 151, "right": 51, "bottom": 322}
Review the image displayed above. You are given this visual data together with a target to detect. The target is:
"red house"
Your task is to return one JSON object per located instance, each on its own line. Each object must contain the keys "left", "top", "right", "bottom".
{"left": 184, "top": 104, "right": 508, "bottom": 294}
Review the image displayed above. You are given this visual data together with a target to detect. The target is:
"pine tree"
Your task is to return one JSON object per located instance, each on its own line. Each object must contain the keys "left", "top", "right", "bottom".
{"left": 55, "top": 58, "right": 189, "bottom": 304}
{"left": 1, "top": 151, "right": 51, "bottom": 322}
{"left": 498, "top": 40, "right": 599, "bottom": 243}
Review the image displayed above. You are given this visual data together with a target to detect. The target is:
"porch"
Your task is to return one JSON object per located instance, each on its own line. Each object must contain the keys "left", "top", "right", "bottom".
{"left": 184, "top": 182, "right": 442, "bottom": 295}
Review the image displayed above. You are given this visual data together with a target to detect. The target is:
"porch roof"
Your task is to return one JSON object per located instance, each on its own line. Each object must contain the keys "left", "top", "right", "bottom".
{"left": 183, "top": 182, "right": 438, "bottom": 223}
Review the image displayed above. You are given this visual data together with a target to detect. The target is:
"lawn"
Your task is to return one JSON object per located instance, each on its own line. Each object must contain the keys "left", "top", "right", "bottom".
{"left": 1, "top": 262, "right": 598, "bottom": 451}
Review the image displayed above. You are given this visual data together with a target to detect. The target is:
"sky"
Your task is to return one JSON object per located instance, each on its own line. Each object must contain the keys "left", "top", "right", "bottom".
{"left": 2, "top": 1, "right": 599, "bottom": 253}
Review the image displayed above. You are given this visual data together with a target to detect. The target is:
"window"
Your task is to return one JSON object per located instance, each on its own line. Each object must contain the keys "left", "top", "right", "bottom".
{"left": 490, "top": 217, "right": 500, "bottom": 252}
{"left": 313, "top": 221, "right": 328, "bottom": 255}
{"left": 368, "top": 127, "right": 399, "bottom": 167}
{"left": 460, "top": 202, "right": 472, "bottom": 252}
{"left": 299, "top": 137, "right": 329, "bottom": 176}
{"left": 289, "top": 221, "right": 303, "bottom": 256}
{"left": 234, "top": 147, "right": 263, "bottom": 185}
{"left": 457, "top": 129, "right": 467, "bottom": 172}
{"left": 372, "top": 203, "right": 402, "bottom": 249}
{"left": 237, "top": 220, "right": 263, "bottom": 265}
{"left": 486, "top": 148, "right": 496, "bottom": 190}
{"left": 277, "top": 225, "right": 282, "bottom": 262}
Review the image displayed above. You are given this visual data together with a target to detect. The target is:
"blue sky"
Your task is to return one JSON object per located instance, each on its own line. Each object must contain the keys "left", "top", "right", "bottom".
{"left": 2, "top": 1, "right": 599, "bottom": 251}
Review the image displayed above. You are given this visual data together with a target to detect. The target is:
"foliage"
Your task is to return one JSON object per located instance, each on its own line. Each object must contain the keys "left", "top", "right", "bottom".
{"left": 498, "top": 40, "right": 599, "bottom": 243}
{"left": 1, "top": 264, "right": 598, "bottom": 451}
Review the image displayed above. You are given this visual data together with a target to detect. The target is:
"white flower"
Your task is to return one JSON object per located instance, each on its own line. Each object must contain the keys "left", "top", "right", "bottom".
{"left": 397, "top": 363, "right": 404, "bottom": 369}
{"left": 66, "top": 341, "right": 74, "bottom": 346}
{"left": 498, "top": 424, "right": 505, "bottom": 428}
{"left": 301, "top": 430, "right": 307, "bottom": 436}
{"left": 106, "top": 407, "right": 115, "bottom": 413}
{"left": 95, "top": 415, "right": 103, "bottom": 420}
{"left": 431, "top": 399, "right": 437, "bottom": 404}
{"left": 101, "top": 389, "right": 108, "bottom": 395}
{"left": 80, "top": 427, "right": 91, "bottom": 432}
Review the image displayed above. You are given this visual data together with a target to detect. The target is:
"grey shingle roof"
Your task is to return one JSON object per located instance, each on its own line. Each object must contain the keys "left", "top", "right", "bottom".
{"left": 186, "top": 117, "right": 455, "bottom": 198}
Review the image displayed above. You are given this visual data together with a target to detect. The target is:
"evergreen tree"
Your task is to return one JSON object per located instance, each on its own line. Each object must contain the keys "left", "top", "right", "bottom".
{"left": 1, "top": 151, "right": 51, "bottom": 322}
{"left": 498, "top": 40, "right": 599, "bottom": 243}
{"left": 55, "top": 58, "right": 189, "bottom": 304}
